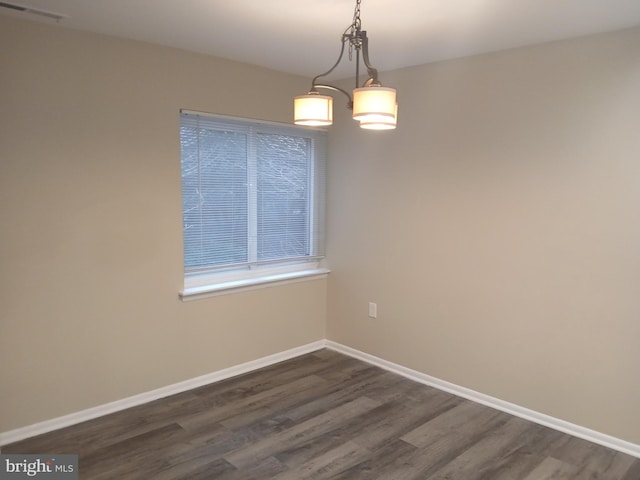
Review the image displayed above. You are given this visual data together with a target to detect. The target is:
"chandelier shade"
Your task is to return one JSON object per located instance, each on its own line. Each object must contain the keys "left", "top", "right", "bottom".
{"left": 352, "top": 86, "right": 396, "bottom": 121}
{"left": 358, "top": 112, "right": 397, "bottom": 130}
{"left": 294, "top": 93, "right": 333, "bottom": 126}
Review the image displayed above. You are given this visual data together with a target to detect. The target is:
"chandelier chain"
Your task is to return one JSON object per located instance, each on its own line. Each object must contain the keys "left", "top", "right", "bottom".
{"left": 348, "top": 0, "right": 362, "bottom": 61}
{"left": 352, "top": 0, "right": 362, "bottom": 31}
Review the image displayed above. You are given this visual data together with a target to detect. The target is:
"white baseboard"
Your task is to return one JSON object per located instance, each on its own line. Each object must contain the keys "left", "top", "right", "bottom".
{"left": 3, "top": 339, "right": 639, "bottom": 460}
{"left": 325, "top": 340, "right": 640, "bottom": 459}
{"left": 0, "top": 340, "right": 326, "bottom": 447}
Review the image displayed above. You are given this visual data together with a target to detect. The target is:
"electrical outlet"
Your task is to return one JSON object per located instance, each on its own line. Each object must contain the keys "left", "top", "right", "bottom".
{"left": 368, "top": 302, "right": 377, "bottom": 318}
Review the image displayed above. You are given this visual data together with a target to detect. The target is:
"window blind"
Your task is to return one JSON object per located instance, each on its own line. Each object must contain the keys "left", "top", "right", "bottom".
{"left": 180, "top": 111, "right": 326, "bottom": 275}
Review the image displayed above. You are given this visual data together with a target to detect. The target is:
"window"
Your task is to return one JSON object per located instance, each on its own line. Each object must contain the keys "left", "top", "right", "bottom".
{"left": 179, "top": 111, "right": 328, "bottom": 299}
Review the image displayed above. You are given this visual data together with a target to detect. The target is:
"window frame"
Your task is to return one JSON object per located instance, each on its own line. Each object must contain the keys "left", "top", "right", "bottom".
{"left": 178, "top": 110, "right": 329, "bottom": 300}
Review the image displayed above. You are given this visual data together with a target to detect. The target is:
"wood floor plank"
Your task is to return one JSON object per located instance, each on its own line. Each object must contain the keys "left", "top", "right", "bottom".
{"left": 401, "top": 399, "right": 505, "bottom": 447}
{"left": 621, "top": 459, "right": 640, "bottom": 480}
{"left": 521, "top": 457, "right": 577, "bottom": 480}
{"left": 328, "top": 439, "right": 419, "bottom": 480}
{"left": 281, "top": 367, "right": 394, "bottom": 424}
{"left": 3, "top": 349, "right": 639, "bottom": 479}
{"left": 270, "top": 440, "right": 371, "bottom": 480}
{"left": 223, "top": 396, "right": 381, "bottom": 469}
{"left": 346, "top": 391, "right": 461, "bottom": 450}
{"left": 552, "top": 436, "right": 638, "bottom": 478}
{"left": 79, "top": 423, "right": 192, "bottom": 479}
{"left": 179, "top": 373, "right": 328, "bottom": 430}
{"left": 474, "top": 424, "right": 571, "bottom": 480}
{"left": 425, "top": 416, "right": 544, "bottom": 480}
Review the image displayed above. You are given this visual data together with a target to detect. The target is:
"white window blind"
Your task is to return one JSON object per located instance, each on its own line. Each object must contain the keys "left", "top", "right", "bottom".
{"left": 180, "top": 111, "right": 326, "bottom": 292}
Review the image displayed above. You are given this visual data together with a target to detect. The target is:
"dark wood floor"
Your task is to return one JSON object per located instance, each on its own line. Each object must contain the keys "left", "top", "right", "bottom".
{"left": 4, "top": 349, "right": 640, "bottom": 479}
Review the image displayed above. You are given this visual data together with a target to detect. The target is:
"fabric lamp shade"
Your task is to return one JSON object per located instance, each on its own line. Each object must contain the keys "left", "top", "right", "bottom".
{"left": 358, "top": 101, "right": 398, "bottom": 130}
{"left": 294, "top": 94, "right": 333, "bottom": 126}
{"left": 358, "top": 113, "right": 397, "bottom": 130}
{"left": 352, "top": 86, "right": 397, "bottom": 129}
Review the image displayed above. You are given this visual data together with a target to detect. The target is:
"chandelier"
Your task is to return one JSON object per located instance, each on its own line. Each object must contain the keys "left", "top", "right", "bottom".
{"left": 294, "top": 0, "right": 398, "bottom": 130}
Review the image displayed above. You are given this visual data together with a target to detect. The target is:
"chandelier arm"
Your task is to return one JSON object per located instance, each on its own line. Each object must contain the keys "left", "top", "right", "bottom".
{"left": 310, "top": 34, "right": 350, "bottom": 88}
{"left": 359, "top": 31, "right": 380, "bottom": 86}
{"left": 313, "top": 84, "right": 354, "bottom": 109}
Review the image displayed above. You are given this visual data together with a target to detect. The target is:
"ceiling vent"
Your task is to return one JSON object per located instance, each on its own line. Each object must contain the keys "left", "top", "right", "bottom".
{"left": 0, "top": 1, "right": 68, "bottom": 21}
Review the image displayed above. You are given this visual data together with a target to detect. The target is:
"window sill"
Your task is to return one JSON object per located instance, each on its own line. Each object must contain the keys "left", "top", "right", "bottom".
{"left": 179, "top": 267, "right": 330, "bottom": 301}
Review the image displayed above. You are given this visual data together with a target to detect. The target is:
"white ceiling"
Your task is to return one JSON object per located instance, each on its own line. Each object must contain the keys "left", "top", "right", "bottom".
{"left": 2, "top": 0, "right": 640, "bottom": 79}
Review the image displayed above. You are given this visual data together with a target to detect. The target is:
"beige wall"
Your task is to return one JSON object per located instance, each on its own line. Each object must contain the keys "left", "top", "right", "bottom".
{"left": 0, "top": 16, "right": 326, "bottom": 432}
{"left": 327, "top": 28, "right": 640, "bottom": 444}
